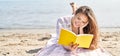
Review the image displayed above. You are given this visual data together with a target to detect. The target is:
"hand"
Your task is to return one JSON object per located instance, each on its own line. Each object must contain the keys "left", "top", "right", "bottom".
{"left": 80, "top": 22, "right": 89, "bottom": 30}
{"left": 63, "top": 42, "right": 79, "bottom": 51}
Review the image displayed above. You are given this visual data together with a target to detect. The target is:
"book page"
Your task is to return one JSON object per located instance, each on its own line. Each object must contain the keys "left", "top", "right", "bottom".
{"left": 58, "top": 29, "right": 76, "bottom": 46}
{"left": 75, "top": 34, "right": 93, "bottom": 48}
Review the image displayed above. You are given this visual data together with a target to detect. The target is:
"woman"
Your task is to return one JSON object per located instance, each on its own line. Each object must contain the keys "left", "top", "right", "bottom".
{"left": 36, "top": 5, "right": 112, "bottom": 56}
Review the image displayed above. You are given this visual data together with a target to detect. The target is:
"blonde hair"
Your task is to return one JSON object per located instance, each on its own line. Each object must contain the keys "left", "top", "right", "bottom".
{"left": 75, "top": 6, "right": 99, "bottom": 50}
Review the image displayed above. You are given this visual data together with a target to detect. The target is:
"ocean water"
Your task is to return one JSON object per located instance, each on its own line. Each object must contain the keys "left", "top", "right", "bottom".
{"left": 0, "top": 0, "right": 120, "bottom": 29}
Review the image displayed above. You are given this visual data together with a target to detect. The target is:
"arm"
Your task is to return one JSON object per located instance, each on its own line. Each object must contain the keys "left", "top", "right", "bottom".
{"left": 89, "top": 38, "right": 100, "bottom": 50}
{"left": 46, "top": 18, "right": 63, "bottom": 47}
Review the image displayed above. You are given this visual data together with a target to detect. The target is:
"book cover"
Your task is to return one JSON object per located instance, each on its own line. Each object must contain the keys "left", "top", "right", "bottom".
{"left": 58, "top": 28, "right": 93, "bottom": 48}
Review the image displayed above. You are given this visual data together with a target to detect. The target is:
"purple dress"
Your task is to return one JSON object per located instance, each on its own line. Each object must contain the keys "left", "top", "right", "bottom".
{"left": 36, "top": 16, "right": 112, "bottom": 56}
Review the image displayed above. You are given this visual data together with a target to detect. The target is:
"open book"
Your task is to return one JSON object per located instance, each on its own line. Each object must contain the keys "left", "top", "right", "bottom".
{"left": 58, "top": 28, "right": 93, "bottom": 48}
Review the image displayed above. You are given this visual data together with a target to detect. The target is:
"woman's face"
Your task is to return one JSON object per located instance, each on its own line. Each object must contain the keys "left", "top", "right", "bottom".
{"left": 72, "top": 13, "right": 88, "bottom": 28}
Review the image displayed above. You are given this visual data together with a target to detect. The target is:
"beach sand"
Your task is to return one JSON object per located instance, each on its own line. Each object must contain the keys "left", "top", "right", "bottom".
{"left": 0, "top": 28, "right": 120, "bottom": 56}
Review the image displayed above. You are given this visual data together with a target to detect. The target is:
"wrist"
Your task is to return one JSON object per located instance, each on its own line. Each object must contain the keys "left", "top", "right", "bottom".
{"left": 79, "top": 28, "right": 84, "bottom": 34}
{"left": 63, "top": 46, "right": 71, "bottom": 51}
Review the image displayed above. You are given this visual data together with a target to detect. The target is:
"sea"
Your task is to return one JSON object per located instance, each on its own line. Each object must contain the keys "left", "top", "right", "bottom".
{"left": 0, "top": 0, "right": 120, "bottom": 29}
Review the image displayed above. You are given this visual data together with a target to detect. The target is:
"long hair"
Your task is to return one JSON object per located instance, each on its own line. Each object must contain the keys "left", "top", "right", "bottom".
{"left": 75, "top": 6, "right": 99, "bottom": 50}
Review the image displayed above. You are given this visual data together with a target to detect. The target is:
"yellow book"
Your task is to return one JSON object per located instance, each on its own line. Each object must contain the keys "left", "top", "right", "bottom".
{"left": 58, "top": 28, "right": 94, "bottom": 48}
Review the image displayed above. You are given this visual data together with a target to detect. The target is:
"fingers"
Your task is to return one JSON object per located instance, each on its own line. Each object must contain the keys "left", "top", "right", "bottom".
{"left": 64, "top": 42, "right": 79, "bottom": 51}
{"left": 69, "top": 42, "right": 73, "bottom": 47}
{"left": 79, "top": 22, "right": 89, "bottom": 29}
{"left": 72, "top": 43, "right": 79, "bottom": 49}
{"left": 84, "top": 22, "right": 89, "bottom": 27}
{"left": 84, "top": 22, "right": 89, "bottom": 26}
{"left": 69, "top": 42, "right": 79, "bottom": 51}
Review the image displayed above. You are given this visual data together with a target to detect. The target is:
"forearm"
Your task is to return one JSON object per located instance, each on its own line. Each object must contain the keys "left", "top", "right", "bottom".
{"left": 89, "top": 44, "right": 98, "bottom": 50}
{"left": 79, "top": 28, "right": 84, "bottom": 34}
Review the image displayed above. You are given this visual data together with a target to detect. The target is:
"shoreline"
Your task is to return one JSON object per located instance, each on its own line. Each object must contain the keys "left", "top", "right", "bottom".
{"left": 0, "top": 27, "right": 120, "bottom": 33}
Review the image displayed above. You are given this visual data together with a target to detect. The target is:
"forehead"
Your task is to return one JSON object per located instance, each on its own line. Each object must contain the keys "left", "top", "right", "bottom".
{"left": 75, "top": 13, "right": 88, "bottom": 22}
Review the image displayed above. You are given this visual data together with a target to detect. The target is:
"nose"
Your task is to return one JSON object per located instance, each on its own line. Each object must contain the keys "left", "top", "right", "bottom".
{"left": 75, "top": 21, "right": 81, "bottom": 24}
{"left": 76, "top": 20, "right": 82, "bottom": 24}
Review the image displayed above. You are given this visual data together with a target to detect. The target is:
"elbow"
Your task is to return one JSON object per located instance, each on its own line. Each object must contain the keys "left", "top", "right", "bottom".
{"left": 88, "top": 44, "right": 98, "bottom": 50}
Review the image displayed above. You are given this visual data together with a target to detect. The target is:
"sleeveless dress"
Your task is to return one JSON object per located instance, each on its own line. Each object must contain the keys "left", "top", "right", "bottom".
{"left": 36, "top": 16, "right": 112, "bottom": 56}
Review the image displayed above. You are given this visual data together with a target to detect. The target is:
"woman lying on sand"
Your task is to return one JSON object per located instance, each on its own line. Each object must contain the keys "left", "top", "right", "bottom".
{"left": 36, "top": 2, "right": 112, "bottom": 56}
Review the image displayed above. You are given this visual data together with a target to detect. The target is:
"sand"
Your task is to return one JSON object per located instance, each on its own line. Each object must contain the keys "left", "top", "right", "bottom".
{"left": 0, "top": 28, "right": 120, "bottom": 56}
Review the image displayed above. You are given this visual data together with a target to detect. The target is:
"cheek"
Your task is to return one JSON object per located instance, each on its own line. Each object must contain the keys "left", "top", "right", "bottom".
{"left": 80, "top": 23, "right": 84, "bottom": 26}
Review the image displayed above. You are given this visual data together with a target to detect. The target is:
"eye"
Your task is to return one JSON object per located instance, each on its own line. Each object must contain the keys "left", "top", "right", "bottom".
{"left": 82, "top": 21, "right": 85, "bottom": 23}
{"left": 82, "top": 21, "right": 87, "bottom": 24}
{"left": 77, "top": 17, "right": 81, "bottom": 20}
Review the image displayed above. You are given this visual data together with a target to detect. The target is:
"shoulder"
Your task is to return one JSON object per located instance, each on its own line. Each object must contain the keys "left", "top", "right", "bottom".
{"left": 57, "top": 15, "right": 73, "bottom": 23}
{"left": 58, "top": 15, "right": 73, "bottom": 20}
